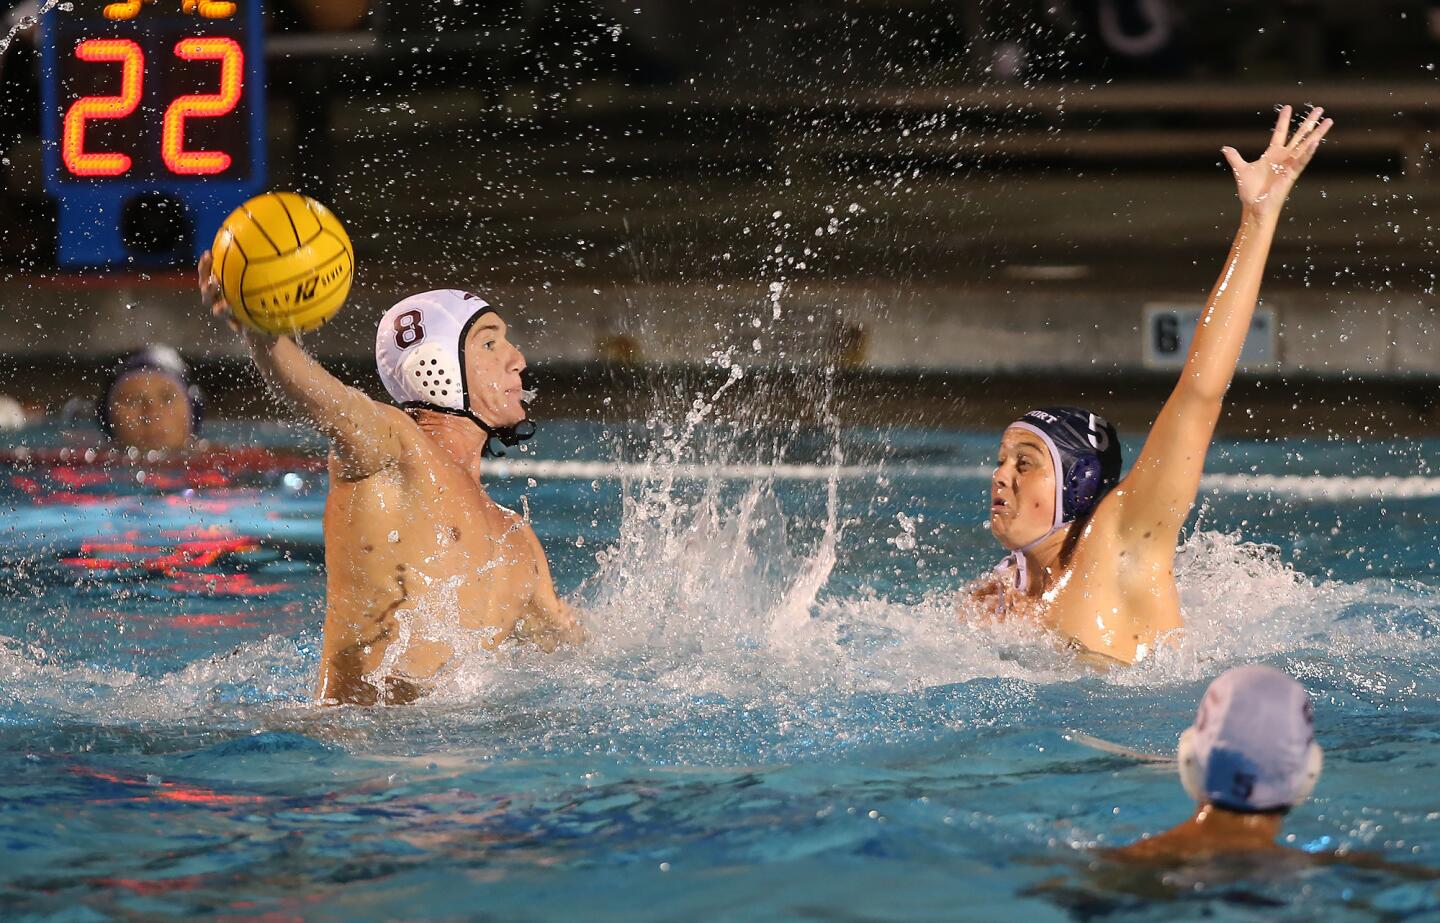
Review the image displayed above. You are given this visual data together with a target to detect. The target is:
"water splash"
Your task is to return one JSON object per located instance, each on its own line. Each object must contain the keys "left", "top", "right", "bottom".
{"left": 0, "top": 486, "right": 1428, "bottom": 738}
{"left": 0, "top": 632, "right": 312, "bottom": 725}
{"left": 0, "top": 0, "right": 66, "bottom": 55}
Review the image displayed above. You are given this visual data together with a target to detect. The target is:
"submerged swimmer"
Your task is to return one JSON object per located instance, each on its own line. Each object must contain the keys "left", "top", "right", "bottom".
{"left": 1114, "top": 665, "right": 1322, "bottom": 861}
{"left": 1028, "top": 666, "right": 1437, "bottom": 907}
{"left": 199, "top": 258, "right": 585, "bottom": 705}
{"left": 966, "top": 105, "right": 1333, "bottom": 663}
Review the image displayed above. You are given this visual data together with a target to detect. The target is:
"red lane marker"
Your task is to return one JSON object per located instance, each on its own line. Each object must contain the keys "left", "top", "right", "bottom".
{"left": 92, "top": 875, "right": 209, "bottom": 895}
{"left": 70, "top": 764, "right": 268, "bottom": 806}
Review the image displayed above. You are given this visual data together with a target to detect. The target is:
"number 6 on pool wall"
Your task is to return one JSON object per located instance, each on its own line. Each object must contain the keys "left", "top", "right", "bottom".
{"left": 162, "top": 37, "right": 244, "bottom": 175}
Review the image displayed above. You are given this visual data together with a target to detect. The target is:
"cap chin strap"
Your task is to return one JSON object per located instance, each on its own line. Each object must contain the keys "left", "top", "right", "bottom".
{"left": 470, "top": 385, "right": 537, "bottom": 458}
{"left": 995, "top": 525, "right": 1064, "bottom": 594}
{"left": 401, "top": 402, "right": 537, "bottom": 458}
{"left": 477, "top": 415, "right": 536, "bottom": 458}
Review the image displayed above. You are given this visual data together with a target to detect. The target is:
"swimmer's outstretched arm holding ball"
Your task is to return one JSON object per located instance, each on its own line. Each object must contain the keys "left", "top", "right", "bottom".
{"left": 199, "top": 251, "right": 584, "bottom": 706}
{"left": 971, "top": 106, "right": 1332, "bottom": 664}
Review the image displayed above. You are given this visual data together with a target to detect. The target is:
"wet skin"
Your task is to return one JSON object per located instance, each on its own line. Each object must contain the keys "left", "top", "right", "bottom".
{"left": 200, "top": 254, "right": 582, "bottom": 705}
{"left": 976, "top": 424, "right": 1185, "bottom": 660}
{"left": 107, "top": 370, "right": 191, "bottom": 452}
{"left": 319, "top": 322, "right": 580, "bottom": 704}
{"left": 965, "top": 106, "right": 1334, "bottom": 663}
{"left": 1108, "top": 804, "right": 1287, "bottom": 862}
{"left": 1099, "top": 803, "right": 1440, "bottom": 880}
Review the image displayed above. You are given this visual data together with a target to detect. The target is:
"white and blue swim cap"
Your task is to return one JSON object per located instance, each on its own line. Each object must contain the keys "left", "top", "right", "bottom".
{"left": 375, "top": 289, "right": 534, "bottom": 454}
{"left": 1178, "top": 665, "right": 1323, "bottom": 812}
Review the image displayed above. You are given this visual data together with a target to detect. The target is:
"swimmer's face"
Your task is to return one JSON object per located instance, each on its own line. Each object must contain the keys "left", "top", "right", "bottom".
{"left": 464, "top": 314, "right": 527, "bottom": 428}
{"left": 107, "top": 370, "right": 191, "bottom": 452}
{"left": 990, "top": 427, "right": 1057, "bottom": 549}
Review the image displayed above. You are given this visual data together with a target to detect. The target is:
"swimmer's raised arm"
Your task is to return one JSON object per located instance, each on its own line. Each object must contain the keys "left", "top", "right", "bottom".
{"left": 199, "top": 251, "right": 404, "bottom": 478}
{"left": 1120, "top": 106, "right": 1332, "bottom": 543}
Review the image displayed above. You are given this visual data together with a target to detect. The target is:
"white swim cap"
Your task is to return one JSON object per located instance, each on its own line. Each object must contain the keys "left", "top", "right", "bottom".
{"left": 376, "top": 289, "right": 496, "bottom": 417}
{"left": 375, "top": 290, "right": 536, "bottom": 455}
{"left": 1178, "top": 665, "right": 1323, "bottom": 812}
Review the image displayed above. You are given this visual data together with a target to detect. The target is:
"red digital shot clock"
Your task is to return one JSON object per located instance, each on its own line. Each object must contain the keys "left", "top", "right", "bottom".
{"left": 40, "top": 0, "right": 267, "bottom": 266}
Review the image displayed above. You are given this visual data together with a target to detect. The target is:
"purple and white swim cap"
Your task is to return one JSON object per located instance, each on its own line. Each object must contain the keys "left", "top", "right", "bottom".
{"left": 1008, "top": 406, "right": 1122, "bottom": 527}
{"left": 1178, "top": 664, "right": 1323, "bottom": 812}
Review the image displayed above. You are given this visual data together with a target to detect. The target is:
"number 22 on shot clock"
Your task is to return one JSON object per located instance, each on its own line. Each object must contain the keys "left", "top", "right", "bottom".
{"left": 39, "top": 0, "right": 266, "bottom": 267}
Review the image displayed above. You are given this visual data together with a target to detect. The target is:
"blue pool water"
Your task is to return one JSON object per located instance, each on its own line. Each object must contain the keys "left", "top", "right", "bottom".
{"left": 2, "top": 417, "right": 1440, "bottom": 921}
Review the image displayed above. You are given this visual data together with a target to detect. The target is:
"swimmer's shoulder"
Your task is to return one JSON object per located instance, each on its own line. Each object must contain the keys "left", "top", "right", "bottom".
{"left": 324, "top": 405, "right": 427, "bottom": 482}
{"left": 372, "top": 403, "right": 424, "bottom": 438}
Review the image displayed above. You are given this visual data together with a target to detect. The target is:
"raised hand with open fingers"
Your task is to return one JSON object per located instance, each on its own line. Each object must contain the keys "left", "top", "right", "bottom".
{"left": 1222, "top": 104, "right": 1333, "bottom": 217}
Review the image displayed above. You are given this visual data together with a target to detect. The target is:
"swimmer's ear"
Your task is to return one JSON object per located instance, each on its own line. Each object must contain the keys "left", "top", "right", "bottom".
{"left": 1290, "top": 742, "right": 1323, "bottom": 805}
{"left": 1177, "top": 727, "right": 1208, "bottom": 804}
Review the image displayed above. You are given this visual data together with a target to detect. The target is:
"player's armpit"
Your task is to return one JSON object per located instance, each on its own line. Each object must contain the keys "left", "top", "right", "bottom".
{"left": 1112, "top": 388, "right": 1223, "bottom": 549}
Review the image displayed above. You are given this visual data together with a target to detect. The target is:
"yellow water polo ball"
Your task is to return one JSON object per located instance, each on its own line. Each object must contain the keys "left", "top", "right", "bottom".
{"left": 211, "top": 191, "right": 354, "bottom": 335}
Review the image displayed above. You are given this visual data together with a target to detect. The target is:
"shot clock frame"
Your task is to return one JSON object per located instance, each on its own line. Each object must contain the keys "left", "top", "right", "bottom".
{"left": 39, "top": 0, "right": 266, "bottom": 267}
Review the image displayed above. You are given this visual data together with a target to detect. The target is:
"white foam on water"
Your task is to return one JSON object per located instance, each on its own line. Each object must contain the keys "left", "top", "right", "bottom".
{"left": 4, "top": 443, "right": 1435, "bottom": 731}
{"left": 0, "top": 633, "right": 313, "bottom": 724}
{"left": 410, "top": 450, "right": 1440, "bottom": 722}
{"left": 426, "top": 471, "right": 1432, "bottom": 720}
{"left": 2, "top": 486, "right": 1424, "bottom": 732}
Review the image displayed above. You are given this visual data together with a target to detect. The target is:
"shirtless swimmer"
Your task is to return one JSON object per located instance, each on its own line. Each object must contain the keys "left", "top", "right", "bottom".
{"left": 965, "top": 105, "right": 1334, "bottom": 664}
{"left": 200, "top": 258, "right": 585, "bottom": 705}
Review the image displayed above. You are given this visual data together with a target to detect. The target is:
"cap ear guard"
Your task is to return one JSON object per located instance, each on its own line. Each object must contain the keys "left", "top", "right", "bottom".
{"left": 1178, "top": 727, "right": 1208, "bottom": 804}
{"left": 397, "top": 340, "right": 467, "bottom": 411}
{"left": 1064, "top": 455, "right": 1104, "bottom": 519}
{"left": 1177, "top": 727, "right": 1324, "bottom": 810}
